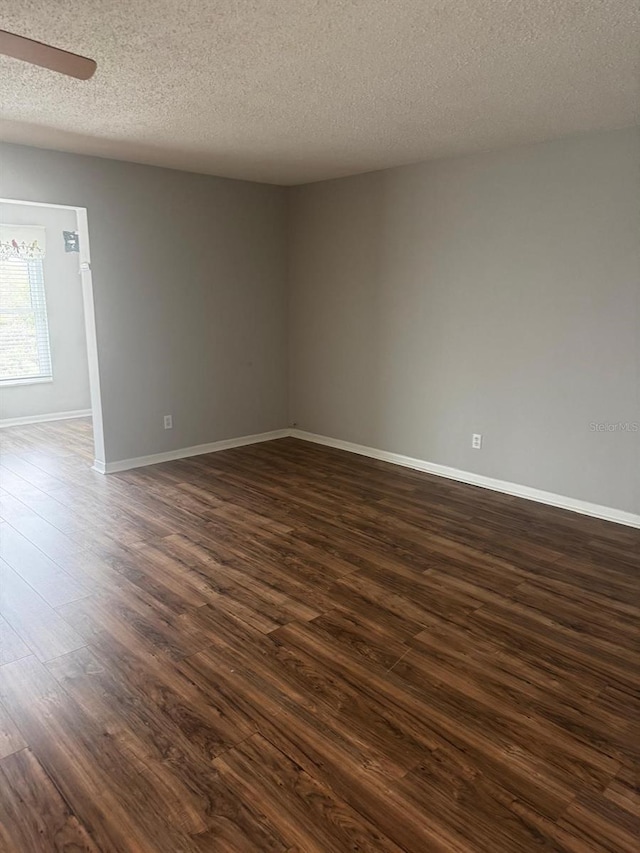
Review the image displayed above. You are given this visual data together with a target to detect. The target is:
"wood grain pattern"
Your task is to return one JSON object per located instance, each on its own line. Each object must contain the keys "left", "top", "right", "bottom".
{"left": 0, "top": 748, "right": 99, "bottom": 852}
{"left": 0, "top": 614, "right": 31, "bottom": 666}
{"left": 0, "top": 417, "right": 638, "bottom": 852}
{"left": 0, "top": 558, "right": 86, "bottom": 662}
{"left": 0, "top": 699, "right": 25, "bottom": 760}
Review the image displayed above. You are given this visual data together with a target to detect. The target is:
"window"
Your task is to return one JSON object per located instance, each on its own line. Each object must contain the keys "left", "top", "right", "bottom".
{"left": 0, "top": 256, "right": 53, "bottom": 384}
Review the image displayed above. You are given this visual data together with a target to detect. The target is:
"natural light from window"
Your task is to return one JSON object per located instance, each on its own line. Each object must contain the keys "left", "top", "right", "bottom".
{"left": 0, "top": 256, "right": 53, "bottom": 384}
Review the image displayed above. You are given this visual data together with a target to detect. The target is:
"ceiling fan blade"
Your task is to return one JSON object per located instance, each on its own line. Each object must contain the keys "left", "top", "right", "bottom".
{"left": 0, "top": 29, "right": 96, "bottom": 79}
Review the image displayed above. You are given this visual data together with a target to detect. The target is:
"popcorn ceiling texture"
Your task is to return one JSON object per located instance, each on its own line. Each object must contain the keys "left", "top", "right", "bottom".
{"left": 1, "top": 0, "right": 638, "bottom": 185}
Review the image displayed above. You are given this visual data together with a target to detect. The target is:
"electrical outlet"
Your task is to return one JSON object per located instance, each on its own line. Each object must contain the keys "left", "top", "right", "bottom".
{"left": 163, "top": 415, "right": 173, "bottom": 430}
{"left": 472, "top": 433, "right": 482, "bottom": 449}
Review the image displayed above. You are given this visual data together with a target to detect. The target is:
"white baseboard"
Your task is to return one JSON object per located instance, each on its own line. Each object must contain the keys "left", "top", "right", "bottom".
{"left": 93, "top": 429, "right": 290, "bottom": 474}
{"left": 90, "top": 424, "right": 639, "bottom": 528}
{"left": 290, "top": 429, "right": 640, "bottom": 529}
{"left": 0, "top": 409, "right": 92, "bottom": 429}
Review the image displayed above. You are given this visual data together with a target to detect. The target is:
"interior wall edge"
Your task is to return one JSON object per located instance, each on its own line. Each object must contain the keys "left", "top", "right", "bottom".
{"left": 290, "top": 429, "right": 640, "bottom": 529}
{"left": 93, "top": 423, "right": 640, "bottom": 527}
{"left": 94, "top": 428, "right": 291, "bottom": 474}
{"left": 0, "top": 409, "right": 92, "bottom": 429}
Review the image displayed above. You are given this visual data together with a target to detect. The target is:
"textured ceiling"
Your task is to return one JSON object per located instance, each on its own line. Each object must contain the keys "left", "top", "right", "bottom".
{"left": 1, "top": 1, "right": 638, "bottom": 185}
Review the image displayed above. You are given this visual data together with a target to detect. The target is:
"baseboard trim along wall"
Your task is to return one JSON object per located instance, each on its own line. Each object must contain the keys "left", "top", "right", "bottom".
{"left": 92, "top": 425, "right": 639, "bottom": 528}
{"left": 0, "top": 408, "right": 92, "bottom": 429}
{"left": 93, "top": 429, "right": 291, "bottom": 474}
{"left": 290, "top": 429, "right": 640, "bottom": 530}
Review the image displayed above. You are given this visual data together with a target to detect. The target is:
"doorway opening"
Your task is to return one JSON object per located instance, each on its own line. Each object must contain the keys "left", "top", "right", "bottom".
{"left": 0, "top": 198, "right": 105, "bottom": 470}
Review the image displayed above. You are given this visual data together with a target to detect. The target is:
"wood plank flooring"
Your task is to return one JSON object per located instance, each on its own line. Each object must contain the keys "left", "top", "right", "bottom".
{"left": 0, "top": 417, "right": 638, "bottom": 852}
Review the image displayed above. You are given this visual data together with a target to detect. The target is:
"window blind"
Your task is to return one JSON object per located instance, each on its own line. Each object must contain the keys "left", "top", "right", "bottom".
{"left": 0, "top": 257, "right": 53, "bottom": 383}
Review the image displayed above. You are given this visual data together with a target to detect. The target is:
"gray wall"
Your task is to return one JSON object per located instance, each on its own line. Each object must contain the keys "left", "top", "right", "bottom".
{"left": 288, "top": 127, "right": 640, "bottom": 514}
{"left": 0, "top": 143, "right": 288, "bottom": 463}
{"left": 0, "top": 202, "right": 91, "bottom": 421}
{"left": 2, "top": 131, "right": 637, "bottom": 513}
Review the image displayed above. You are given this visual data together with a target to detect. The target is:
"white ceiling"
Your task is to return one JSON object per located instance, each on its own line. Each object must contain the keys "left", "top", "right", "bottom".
{"left": 1, "top": 1, "right": 638, "bottom": 185}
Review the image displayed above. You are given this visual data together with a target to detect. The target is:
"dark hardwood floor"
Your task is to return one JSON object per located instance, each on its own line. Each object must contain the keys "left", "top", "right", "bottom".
{"left": 0, "top": 417, "right": 638, "bottom": 852}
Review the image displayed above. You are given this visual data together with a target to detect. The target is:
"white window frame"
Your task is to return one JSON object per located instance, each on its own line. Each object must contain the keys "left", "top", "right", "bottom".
{"left": 0, "top": 256, "right": 54, "bottom": 386}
